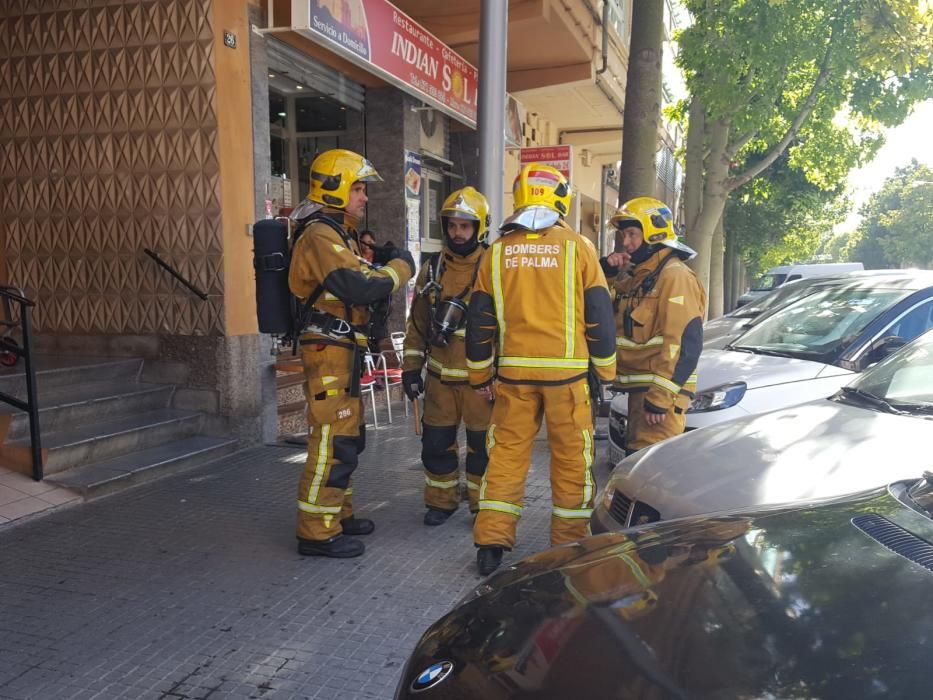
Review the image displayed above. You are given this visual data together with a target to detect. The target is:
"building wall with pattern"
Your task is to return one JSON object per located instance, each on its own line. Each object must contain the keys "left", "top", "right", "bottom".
{"left": 0, "top": 0, "right": 225, "bottom": 336}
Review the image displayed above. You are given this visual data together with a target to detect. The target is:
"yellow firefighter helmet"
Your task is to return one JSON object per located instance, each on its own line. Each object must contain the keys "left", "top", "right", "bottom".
{"left": 610, "top": 197, "right": 676, "bottom": 245}
{"left": 440, "top": 186, "right": 491, "bottom": 242}
{"left": 512, "top": 163, "right": 572, "bottom": 216}
{"left": 307, "top": 148, "right": 382, "bottom": 208}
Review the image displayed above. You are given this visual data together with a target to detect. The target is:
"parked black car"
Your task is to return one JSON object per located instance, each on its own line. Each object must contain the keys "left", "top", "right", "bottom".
{"left": 396, "top": 476, "right": 933, "bottom": 699}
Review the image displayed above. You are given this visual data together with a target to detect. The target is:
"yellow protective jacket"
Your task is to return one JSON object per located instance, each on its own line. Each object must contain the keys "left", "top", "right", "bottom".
{"left": 613, "top": 249, "right": 707, "bottom": 413}
{"left": 403, "top": 245, "right": 484, "bottom": 384}
{"left": 466, "top": 221, "right": 616, "bottom": 387}
{"left": 288, "top": 210, "right": 412, "bottom": 345}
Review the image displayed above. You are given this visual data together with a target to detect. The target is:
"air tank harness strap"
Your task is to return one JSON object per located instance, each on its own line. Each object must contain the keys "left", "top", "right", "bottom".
{"left": 299, "top": 335, "right": 365, "bottom": 398}
{"left": 618, "top": 251, "right": 680, "bottom": 337}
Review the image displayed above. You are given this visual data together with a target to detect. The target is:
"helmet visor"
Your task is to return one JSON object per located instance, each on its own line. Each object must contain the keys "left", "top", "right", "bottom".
{"left": 500, "top": 205, "right": 560, "bottom": 232}
{"left": 355, "top": 158, "right": 383, "bottom": 183}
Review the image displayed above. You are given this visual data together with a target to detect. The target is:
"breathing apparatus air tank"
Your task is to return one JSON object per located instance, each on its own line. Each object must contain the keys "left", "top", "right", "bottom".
{"left": 252, "top": 218, "right": 294, "bottom": 336}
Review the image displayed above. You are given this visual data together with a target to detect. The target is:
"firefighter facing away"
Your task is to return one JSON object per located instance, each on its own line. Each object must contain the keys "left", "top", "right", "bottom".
{"left": 288, "top": 148, "right": 414, "bottom": 558}
{"left": 466, "top": 163, "right": 617, "bottom": 575}
{"left": 602, "top": 197, "right": 706, "bottom": 455}
{"left": 402, "top": 187, "right": 493, "bottom": 526}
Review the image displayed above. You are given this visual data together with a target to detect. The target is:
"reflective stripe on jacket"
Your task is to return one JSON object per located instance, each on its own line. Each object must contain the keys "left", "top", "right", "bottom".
{"left": 403, "top": 246, "right": 483, "bottom": 384}
{"left": 613, "top": 250, "right": 707, "bottom": 411}
{"left": 288, "top": 211, "right": 412, "bottom": 333}
{"left": 466, "top": 221, "right": 616, "bottom": 387}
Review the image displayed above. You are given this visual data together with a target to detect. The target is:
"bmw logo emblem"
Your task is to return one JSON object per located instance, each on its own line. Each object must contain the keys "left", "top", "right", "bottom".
{"left": 410, "top": 660, "right": 454, "bottom": 692}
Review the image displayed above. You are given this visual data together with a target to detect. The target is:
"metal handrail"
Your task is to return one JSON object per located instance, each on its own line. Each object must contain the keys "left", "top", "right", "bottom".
{"left": 143, "top": 248, "right": 209, "bottom": 301}
{"left": 0, "top": 286, "right": 42, "bottom": 481}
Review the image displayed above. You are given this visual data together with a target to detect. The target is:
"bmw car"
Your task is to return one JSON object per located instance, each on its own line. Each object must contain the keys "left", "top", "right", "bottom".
{"left": 607, "top": 270, "right": 933, "bottom": 465}
{"left": 595, "top": 327, "right": 933, "bottom": 532}
{"left": 396, "top": 474, "right": 933, "bottom": 698}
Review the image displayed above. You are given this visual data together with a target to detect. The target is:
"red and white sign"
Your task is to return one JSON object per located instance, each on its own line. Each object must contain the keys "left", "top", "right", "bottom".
{"left": 520, "top": 145, "right": 574, "bottom": 182}
{"left": 291, "top": 0, "right": 478, "bottom": 127}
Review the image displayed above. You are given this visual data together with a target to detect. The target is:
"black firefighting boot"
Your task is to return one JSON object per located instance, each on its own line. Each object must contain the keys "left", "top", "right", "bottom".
{"left": 297, "top": 535, "right": 364, "bottom": 558}
{"left": 423, "top": 507, "right": 455, "bottom": 526}
{"left": 340, "top": 517, "right": 375, "bottom": 536}
{"left": 477, "top": 546, "right": 504, "bottom": 576}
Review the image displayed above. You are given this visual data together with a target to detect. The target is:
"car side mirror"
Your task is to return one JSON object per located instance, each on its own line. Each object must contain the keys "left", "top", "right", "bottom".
{"left": 866, "top": 335, "right": 907, "bottom": 365}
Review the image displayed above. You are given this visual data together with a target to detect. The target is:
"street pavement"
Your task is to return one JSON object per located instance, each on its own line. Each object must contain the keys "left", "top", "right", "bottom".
{"left": 0, "top": 413, "right": 614, "bottom": 700}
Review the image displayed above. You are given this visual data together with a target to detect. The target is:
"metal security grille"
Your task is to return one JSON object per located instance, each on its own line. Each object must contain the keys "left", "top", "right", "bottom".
{"left": 267, "top": 39, "right": 365, "bottom": 112}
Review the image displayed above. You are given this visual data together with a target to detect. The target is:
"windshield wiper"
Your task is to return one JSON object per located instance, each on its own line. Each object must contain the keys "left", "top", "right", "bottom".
{"left": 838, "top": 386, "right": 909, "bottom": 415}
{"left": 729, "top": 346, "right": 799, "bottom": 359}
{"left": 886, "top": 401, "right": 933, "bottom": 418}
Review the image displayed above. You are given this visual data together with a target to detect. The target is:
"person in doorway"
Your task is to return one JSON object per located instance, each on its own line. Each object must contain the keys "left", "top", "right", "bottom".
{"left": 288, "top": 148, "right": 414, "bottom": 558}
{"left": 402, "top": 187, "right": 493, "bottom": 526}
{"left": 601, "top": 197, "right": 706, "bottom": 456}
{"left": 465, "top": 163, "right": 617, "bottom": 575}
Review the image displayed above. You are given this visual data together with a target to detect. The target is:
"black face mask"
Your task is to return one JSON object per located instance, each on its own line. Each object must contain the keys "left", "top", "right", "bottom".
{"left": 443, "top": 219, "right": 480, "bottom": 256}
{"left": 630, "top": 241, "right": 654, "bottom": 265}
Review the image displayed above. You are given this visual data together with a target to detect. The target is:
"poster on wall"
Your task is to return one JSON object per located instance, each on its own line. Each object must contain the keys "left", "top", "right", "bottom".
{"left": 505, "top": 94, "right": 525, "bottom": 148}
{"left": 292, "top": 0, "right": 479, "bottom": 127}
{"left": 404, "top": 150, "right": 422, "bottom": 265}
{"left": 404, "top": 150, "right": 422, "bottom": 201}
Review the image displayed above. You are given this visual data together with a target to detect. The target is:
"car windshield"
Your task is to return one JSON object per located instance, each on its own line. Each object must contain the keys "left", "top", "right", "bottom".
{"left": 846, "top": 330, "right": 933, "bottom": 414}
{"left": 731, "top": 285, "right": 907, "bottom": 362}
{"left": 751, "top": 273, "right": 787, "bottom": 291}
{"left": 730, "top": 279, "right": 829, "bottom": 319}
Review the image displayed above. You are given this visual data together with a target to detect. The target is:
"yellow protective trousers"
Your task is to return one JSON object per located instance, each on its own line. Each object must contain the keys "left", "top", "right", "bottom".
{"left": 474, "top": 378, "right": 596, "bottom": 549}
{"left": 422, "top": 374, "right": 493, "bottom": 512}
{"left": 624, "top": 390, "right": 690, "bottom": 454}
{"left": 296, "top": 341, "right": 365, "bottom": 541}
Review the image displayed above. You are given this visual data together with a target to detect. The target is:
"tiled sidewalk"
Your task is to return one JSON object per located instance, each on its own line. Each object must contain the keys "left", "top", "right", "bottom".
{"left": 0, "top": 415, "right": 613, "bottom": 700}
{"left": 0, "top": 467, "right": 80, "bottom": 524}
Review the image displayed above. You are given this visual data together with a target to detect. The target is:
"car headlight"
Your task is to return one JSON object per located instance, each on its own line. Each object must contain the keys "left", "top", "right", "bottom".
{"left": 688, "top": 382, "right": 747, "bottom": 412}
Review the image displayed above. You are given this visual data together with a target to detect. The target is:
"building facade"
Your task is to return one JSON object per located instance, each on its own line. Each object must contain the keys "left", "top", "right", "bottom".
{"left": 0, "top": 0, "right": 683, "bottom": 452}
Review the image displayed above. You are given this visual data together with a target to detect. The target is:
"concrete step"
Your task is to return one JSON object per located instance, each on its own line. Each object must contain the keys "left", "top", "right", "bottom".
{"left": 46, "top": 435, "right": 239, "bottom": 499}
{"left": 0, "top": 356, "right": 143, "bottom": 400}
{"left": 5, "top": 381, "right": 174, "bottom": 441}
{"left": 7, "top": 408, "right": 204, "bottom": 475}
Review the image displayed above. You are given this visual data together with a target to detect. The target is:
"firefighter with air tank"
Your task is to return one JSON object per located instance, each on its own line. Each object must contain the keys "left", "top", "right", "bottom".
{"left": 402, "top": 187, "right": 494, "bottom": 526}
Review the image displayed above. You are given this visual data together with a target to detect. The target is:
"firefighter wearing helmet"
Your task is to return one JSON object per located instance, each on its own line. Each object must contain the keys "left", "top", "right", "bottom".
{"left": 288, "top": 148, "right": 414, "bottom": 559}
{"left": 402, "top": 187, "right": 494, "bottom": 525}
{"left": 601, "top": 196, "right": 706, "bottom": 455}
{"left": 466, "top": 163, "right": 617, "bottom": 575}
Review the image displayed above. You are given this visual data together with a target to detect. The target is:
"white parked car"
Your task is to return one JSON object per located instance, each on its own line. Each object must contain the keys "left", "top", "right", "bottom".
{"left": 735, "top": 261, "right": 864, "bottom": 307}
{"left": 704, "top": 270, "right": 906, "bottom": 350}
{"left": 593, "top": 327, "right": 933, "bottom": 532}
{"left": 607, "top": 270, "right": 933, "bottom": 465}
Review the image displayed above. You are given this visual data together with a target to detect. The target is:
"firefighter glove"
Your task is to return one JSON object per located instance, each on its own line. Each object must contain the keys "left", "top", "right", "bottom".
{"left": 373, "top": 241, "right": 416, "bottom": 277}
{"left": 396, "top": 250, "right": 416, "bottom": 276}
{"left": 402, "top": 370, "right": 424, "bottom": 400}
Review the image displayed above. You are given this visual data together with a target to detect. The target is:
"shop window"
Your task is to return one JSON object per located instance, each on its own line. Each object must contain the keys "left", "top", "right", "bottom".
{"left": 270, "top": 134, "right": 288, "bottom": 179}
{"left": 267, "top": 86, "right": 356, "bottom": 206}
{"left": 296, "top": 95, "right": 346, "bottom": 133}
{"left": 269, "top": 91, "right": 288, "bottom": 129}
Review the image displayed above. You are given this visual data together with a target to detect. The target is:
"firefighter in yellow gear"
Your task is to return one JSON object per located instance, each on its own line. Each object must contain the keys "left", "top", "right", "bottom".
{"left": 466, "top": 163, "right": 617, "bottom": 575}
{"left": 601, "top": 197, "right": 707, "bottom": 455}
{"left": 288, "top": 148, "right": 414, "bottom": 558}
{"left": 402, "top": 187, "right": 494, "bottom": 526}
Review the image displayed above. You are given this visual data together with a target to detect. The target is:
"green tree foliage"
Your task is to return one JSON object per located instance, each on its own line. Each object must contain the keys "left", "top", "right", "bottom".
{"left": 677, "top": 0, "right": 933, "bottom": 309}
{"left": 727, "top": 153, "right": 847, "bottom": 277}
{"left": 847, "top": 160, "right": 933, "bottom": 268}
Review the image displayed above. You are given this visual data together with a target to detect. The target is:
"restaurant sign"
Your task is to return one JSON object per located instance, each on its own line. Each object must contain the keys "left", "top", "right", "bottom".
{"left": 291, "top": 0, "right": 478, "bottom": 127}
